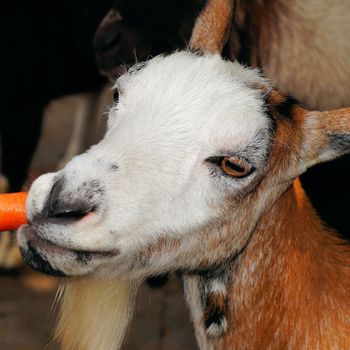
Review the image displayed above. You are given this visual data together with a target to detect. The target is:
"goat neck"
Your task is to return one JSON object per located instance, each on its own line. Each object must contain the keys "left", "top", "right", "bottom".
{"left": 183, "top": 179, "right": 350, "bottom": 349}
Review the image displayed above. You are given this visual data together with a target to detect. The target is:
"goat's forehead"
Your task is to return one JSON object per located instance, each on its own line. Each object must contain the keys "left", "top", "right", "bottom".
{"left": 111, "top": 52, "right": 270, "bottom": 148}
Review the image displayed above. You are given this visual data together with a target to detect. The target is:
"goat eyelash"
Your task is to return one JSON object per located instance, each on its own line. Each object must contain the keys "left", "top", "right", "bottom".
{"left": 206, "top": 156, "right": 224, "bottom": 166}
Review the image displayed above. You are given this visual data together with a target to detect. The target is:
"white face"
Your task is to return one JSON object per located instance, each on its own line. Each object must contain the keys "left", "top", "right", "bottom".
{"left": 18, "top": 52, "right": 275, "bottom": 278}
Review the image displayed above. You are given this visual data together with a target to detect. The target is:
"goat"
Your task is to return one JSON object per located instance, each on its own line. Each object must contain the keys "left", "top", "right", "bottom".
{"left": 94, "top": 0, "right": 350, "bottom": 238}
{"left": 19, "top": 0, "right": 350, "bottom": 348}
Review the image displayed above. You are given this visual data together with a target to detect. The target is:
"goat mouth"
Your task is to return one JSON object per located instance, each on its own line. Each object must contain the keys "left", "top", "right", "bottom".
{"left": 20, "top": 242, "right": 68, "bottom": 277}
{"left": 19, "top": 225, "right": 119, "bottom": 260}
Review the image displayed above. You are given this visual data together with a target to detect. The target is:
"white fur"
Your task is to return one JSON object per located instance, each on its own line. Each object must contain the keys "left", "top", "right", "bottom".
{"left": 209, "top": 279, "right": 227, "bottom": 295}
{"left": 206, "top": 319, "right": 228, "bottom": 338}
{"left": 19, "top": 52, "right": 271, "bottom": 278}
{"left": 183, "top": 275, "right": 214, "bottom": 350}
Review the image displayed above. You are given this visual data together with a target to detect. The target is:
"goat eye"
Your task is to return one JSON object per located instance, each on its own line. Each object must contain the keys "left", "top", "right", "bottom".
{"left": 113, "top": 89, "right": 119, "bottom": 101}
{"left": 221, "top": 156, "right": 252, "bottom": 178}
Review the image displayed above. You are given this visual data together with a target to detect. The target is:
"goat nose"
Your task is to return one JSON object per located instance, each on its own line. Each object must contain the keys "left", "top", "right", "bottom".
{"left": 94, "top": 29, "right": 123, "bottom": 54}
{"left": 47, "top": 179, "right": 93, "bottom": 221}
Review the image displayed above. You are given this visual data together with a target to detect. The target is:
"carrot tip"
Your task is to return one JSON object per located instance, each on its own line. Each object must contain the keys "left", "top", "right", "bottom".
{"left": 0, "top": 192, "right": 28, "bottom": 231}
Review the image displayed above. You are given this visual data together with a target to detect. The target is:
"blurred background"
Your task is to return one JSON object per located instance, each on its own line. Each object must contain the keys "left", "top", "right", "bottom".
{"left": 0, "top": 0, "right": 349, "bottom": 349}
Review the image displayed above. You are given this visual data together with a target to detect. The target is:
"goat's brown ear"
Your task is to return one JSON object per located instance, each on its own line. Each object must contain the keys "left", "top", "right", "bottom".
{"left": 300, "top": 108, "right": 350, "bottom": 169}
{"left": 189, "top": 0, "right": 234, "bottom": 54}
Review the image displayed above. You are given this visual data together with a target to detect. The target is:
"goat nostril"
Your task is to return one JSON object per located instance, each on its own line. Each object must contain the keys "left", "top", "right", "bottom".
{"left": 47, "top": 179, "right": 94, "bottom": 221}
{"left": 48, "top": 199, "right": 94, "bottom": 221}
{"left": 48, "top": 207, "right": 92, "bottom": 220}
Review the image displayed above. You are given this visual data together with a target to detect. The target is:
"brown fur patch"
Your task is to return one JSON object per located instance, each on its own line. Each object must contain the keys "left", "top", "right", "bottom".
{"left": 215, "top": 182, "right": 350, "bottom": 349}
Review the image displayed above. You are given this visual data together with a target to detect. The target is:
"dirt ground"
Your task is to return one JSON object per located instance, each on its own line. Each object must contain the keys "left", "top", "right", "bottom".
{"left": 0, "top": 94, "right": 198, "bottom": 349}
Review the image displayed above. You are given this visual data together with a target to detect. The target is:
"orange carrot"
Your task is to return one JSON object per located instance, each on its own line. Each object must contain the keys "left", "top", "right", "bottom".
{"left": 0, "top": 192, "right": 28, "bottom": 231}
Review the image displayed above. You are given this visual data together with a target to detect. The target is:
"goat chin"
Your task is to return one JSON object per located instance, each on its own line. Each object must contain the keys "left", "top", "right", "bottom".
{"left": 55, "top": 278, "right": 139, "bottom": 350}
